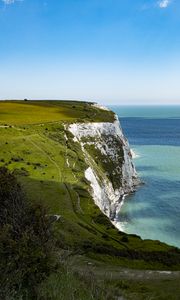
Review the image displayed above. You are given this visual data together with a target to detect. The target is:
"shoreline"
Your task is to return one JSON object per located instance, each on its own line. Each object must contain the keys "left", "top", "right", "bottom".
{"left": 112, "top": 193, "right": 128, "bottom": 232}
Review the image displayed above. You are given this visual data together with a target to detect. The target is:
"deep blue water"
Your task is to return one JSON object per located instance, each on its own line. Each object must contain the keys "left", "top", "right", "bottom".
{"left": 110, "top": 106, "right": 180, "bottom": 248}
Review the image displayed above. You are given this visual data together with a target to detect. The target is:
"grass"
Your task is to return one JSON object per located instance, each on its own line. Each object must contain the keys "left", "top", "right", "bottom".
{"left": 0, "top": 100, "right": 115, "bottom": 124}
{"left": 38, "top": 267, "right": 108, "bottom": 300}
{"left": 0, "top": 100, "right": 180, "bottom": 299}
{"left": 38, "top": 256, "right": 180, "bottom": 300}
{"left": 39, "top": 271, "right": 180, "bottom": 300}
{"left": 105, "top": 277, "right": 180, "bottom": 300}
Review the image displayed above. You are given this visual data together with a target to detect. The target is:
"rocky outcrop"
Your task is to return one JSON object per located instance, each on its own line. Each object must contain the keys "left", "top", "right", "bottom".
{"left": 68, "top": 110, "right": 139, "bottom": 224}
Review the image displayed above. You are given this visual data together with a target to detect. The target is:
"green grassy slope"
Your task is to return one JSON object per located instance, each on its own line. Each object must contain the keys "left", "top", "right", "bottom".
{"left": 0, "top": 100, "right": 180, "bottom": 274}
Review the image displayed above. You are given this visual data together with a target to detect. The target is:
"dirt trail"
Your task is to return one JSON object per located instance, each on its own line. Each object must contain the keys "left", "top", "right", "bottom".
{"left": 70, "top": 256, "right": 180, "bottom": 281}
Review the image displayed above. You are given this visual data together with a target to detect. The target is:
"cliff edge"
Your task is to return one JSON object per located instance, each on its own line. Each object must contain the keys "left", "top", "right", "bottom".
{"left": 68, "top": 104, "right": 140, "bottom": 224}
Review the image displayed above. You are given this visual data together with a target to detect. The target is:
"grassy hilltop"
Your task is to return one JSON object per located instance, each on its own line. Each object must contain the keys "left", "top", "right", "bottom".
{"left": 1, "top": 100, "right": 180, "bottom": 299}
{"left": 0, "top": 100, "right": 115, "bottom": 124}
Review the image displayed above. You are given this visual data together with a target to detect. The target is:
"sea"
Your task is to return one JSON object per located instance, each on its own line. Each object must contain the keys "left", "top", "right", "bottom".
{"left": 110, "top": 106, "right": 180, "bottom": 248}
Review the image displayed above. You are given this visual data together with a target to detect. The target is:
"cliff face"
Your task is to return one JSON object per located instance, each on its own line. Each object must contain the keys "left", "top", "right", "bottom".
{"left": 68, "top": 110, "right": 139, "bottom": 223}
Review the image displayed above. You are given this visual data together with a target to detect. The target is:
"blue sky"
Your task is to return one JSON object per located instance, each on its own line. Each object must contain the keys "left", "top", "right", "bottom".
{"left": 0, "top": 0, "right": 180, "bottom": 104}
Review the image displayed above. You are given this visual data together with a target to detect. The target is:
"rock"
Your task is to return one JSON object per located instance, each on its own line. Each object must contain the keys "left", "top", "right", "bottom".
{"left": 68, "top": 112, "right": 140, "bottom": 228}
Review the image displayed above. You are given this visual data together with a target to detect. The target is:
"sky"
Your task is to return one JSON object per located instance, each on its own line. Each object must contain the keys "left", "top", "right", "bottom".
{"left": 0, "top": 0, "right": 180, "bottom": 105}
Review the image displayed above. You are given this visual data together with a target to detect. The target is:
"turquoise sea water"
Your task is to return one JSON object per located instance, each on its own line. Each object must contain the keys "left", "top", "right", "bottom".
{"left": 110, "top": 106, "right": 180, "bottom": 248}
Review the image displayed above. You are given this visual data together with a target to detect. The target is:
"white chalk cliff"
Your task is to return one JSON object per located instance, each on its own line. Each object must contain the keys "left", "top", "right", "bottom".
{"left": 68, "top": 108, "right": 139, "bottom": 225}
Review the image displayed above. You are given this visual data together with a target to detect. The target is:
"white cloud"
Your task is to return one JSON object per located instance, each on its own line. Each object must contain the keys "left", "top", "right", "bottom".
{"left": 158, "top": 0, "right": 171, "bottom": 8}
{"left": 2, "top": 0, "right": 23, "bottom": 4}
{"left": 141, "top": 1, "right": 173, "bottom": 11}
{"left": 2, "top": 0, "right": 15, "bottom": 4}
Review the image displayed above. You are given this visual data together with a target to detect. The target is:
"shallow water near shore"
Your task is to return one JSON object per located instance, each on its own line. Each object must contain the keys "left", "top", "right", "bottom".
{"left": 110, "top": 106, "right": 180, "bottom": 248}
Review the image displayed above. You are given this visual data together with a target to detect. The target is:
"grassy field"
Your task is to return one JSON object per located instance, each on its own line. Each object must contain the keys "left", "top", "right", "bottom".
{"left": 0, "top": 100, "right": 115, "bottom": 124}
{"left": 1, "top": 100, "right": 180, "bottom": 299}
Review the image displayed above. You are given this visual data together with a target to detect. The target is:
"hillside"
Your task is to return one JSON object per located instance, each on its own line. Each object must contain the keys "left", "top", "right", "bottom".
{"left": 0, "top": 100, "right": 180, "bottom": 299}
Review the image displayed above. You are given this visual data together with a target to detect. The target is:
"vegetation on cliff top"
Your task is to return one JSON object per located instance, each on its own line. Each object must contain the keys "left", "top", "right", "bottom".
{"left": 0, "top": 100, "right": 115, "bottom": 124}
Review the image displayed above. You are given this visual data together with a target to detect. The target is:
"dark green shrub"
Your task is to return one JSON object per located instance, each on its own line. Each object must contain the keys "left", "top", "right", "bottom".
{"left": 92, "top": 213, "right": 114, "bottom": 228}
{"left": 121, "top": 235, "right": 129, "bottom": 243}
{"left": 0, "top": 167, "right": 55, "bottom": 299}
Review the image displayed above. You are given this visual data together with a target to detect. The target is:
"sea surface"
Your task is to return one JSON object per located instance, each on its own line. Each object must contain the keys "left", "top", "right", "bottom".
{"left": 110, "top": 106, "right": 180, "bottom": 248}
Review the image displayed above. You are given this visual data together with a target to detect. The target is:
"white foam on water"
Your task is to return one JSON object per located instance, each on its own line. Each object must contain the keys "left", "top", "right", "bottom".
{"left": 130, "top": 149, "right": 140, "bottom": 159}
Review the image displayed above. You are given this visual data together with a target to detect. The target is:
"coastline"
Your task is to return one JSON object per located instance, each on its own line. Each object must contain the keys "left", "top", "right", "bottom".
{"left": 111, "top": 105, "right": 180, "bottom": 247}
{"left": 112, "top": 147, "right": 141, "bottom": 232}
{"left": 112, "top": 193, "right": 128, "bottom": 232}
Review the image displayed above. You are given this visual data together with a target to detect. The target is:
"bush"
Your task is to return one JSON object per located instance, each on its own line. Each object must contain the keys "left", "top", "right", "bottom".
{"left": 121, "top": 236, "right": 129, "bottom": 243}
{"left": 0, "top": 167, "right": 55, "bottom": 299}
{"left": 92, "top": 213, "right": 114, "bottom": 228}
